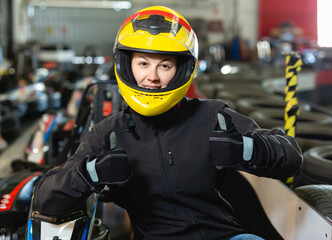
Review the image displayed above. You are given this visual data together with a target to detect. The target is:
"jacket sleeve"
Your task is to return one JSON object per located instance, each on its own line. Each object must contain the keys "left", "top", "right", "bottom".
{"left": 33, "top": 128, "right": 103, "bottom": 216}
{"left": 224, "top": 108, "right": 303, "bottom": 179}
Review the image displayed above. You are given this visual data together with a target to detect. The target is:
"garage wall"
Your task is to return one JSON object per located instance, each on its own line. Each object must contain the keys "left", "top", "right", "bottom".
{"left": 30, "top": 7, "right": 129, "bottom": 55}
{"left": 13, "top": 0, "right": 131, "bottom": 55}
{"left": 0, "top": 0, "right": 12, "bottom": 58}
{"left": 13, "top": 0, "right": 259, "bottom": 57}
{"left": 132, "top": 0, "right": 259, "bottom": 48}
{"left": 259, "top": 0, "right": 317, "bottom": 41}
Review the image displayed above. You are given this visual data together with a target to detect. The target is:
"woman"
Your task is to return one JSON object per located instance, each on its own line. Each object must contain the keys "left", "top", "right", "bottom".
{"left": 33, "top": 6, "right": 302, "bottom": 240}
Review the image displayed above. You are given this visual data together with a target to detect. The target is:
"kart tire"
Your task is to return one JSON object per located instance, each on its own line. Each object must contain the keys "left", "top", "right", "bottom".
{"left": 91, "top": 218, "right": 110, "bottom": 240}
{"left": 297, "top": 145, "right": 332, "bottom": 185}
{"left": 194, "top": 73, "right": 210, "bottom": 85}
{"left": 236, "top": 97, "right": 285, "bottom": 116}
{"left": 295, "top": 125, "right": 332, "bottom": 152}
{"left": 248, "top": 109, "right": 332, "bottom": 129}
{"left": 198, "top": 82, "right": 264, "bottom": 100}
{"left": 209, "top": 72, "right": 265, "bottom": 84}
{"left": 198, "top": 82, "right": 225, "bottom": 99}
{"left": 236, "top": 98, "right": 312, "bottom": 116}
{"left": 294, "top": 184, "right": 332, "bottom": 221}
{"left": 215, "top": 88, "right": 277, "bottom": 102}
{"left": 224, "top": 99, "right": 237, "bottom": 111}
{"left": 11, "top": 159, "right": 50, "bottom": 172}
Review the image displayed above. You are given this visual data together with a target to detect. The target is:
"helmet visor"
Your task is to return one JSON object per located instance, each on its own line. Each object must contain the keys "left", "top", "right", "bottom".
{"left": 114, "top": 9, "right": 198, "bottom": 59}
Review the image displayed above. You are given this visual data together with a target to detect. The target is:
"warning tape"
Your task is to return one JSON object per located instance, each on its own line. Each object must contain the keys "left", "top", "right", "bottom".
{"left": 284, "top": 53, "right": 302, "bottom": 137}
{"left": 284, "top": 53, "right": 302, "bottom": 188}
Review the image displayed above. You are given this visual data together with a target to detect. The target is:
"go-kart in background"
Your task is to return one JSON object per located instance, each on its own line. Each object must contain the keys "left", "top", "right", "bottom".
{"left": 0, "top": 44, "right": 107, "bottom": 178}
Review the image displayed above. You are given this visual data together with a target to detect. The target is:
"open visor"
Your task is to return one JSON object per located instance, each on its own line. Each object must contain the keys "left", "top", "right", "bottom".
{"left": 113, "top": 9, "right": 198, "bottom": 59}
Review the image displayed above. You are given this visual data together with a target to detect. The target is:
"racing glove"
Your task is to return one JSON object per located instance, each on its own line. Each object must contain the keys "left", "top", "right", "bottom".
{"left": 78, "top": 131, "right": 131, "bottom": 192}
{"left": 209, "top": 111, "right": 269, "bottom": 169}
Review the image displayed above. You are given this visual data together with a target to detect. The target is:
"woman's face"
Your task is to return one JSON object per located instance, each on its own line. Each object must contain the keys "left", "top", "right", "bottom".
{"left": 131, "top": 52, "right": 177, "bottom": 89}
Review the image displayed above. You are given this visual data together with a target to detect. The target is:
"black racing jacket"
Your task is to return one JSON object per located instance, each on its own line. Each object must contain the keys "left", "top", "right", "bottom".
{"left": 34, "top": 98, "right": 303, "bottom": 240}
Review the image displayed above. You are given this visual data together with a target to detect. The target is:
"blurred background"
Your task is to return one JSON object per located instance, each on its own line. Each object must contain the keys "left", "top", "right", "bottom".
{"left": 1, "top": 1, "right": 332, "bottom": 239}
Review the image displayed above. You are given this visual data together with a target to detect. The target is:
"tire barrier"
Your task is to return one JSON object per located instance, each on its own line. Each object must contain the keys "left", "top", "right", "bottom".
{"left": 224, "top": 99, "right": 237, "bottom": 111}
{"left": 198, "top": 81, "right": 267, "bottom": 100}
{"left": 215, "top": 87, "right": 278, "bottom": 103}
{"left": 198, "top": 82, "right": 225, "bottom": 99}
{"left": 294, "top": 145, "right": 332, "bottom": 186}
{"left": 248, "top": 109, "right": 332, "bottom": 130}
{"left": 295, "top": 125, "right": 332, "bottom": 152}
{"left": 236, "top": 97, "right": 285, "bottom": 116}
{"left": 236, "top": 98, "right": 311, "bottom": 118}
{"left": 210, "top": 72, "right": 266, "bottom": 84}
{"left": 196, "top": 83, "right": 237, "bottom": 109}
{"left": 221, "top": 82, "right": 265, "bottom": 92}
{"left": 208, "top": 66, "right": 284, "bottom": 84}
{"left": 194, "top": 74, "right": 211, "bottom": 85}
{"left": 294, "top": 184, "right": 332, "bottom": 221}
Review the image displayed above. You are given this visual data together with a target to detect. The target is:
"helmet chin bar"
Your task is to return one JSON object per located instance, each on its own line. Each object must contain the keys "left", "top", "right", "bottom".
{"left": 115, "top": 64, "right": 195, "bottom": 116}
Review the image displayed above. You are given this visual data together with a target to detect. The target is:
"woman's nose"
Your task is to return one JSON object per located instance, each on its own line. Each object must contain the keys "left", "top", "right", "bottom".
{"left": 147, "top": 68, "right": 159, "bottom": 81}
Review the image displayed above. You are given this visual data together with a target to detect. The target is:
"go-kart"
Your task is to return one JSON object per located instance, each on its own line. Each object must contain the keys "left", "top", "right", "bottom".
{"left": 0, "top": 99, "right": 21, "bottom": 136}
{"left": 0, "top": 78, "right": 126, "bottom": 239}
{"left": 0, "top": 75, "right": 332, "bottom": 239}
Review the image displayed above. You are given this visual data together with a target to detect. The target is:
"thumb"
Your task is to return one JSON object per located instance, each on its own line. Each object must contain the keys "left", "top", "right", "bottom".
{"left": 105, "top": 131, "right": 117, "bottom": 150}
{"left": 216, "top": 111, "right": 236, "bottom": 132}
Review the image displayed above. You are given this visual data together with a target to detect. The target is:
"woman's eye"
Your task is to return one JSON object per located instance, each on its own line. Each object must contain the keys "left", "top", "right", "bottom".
{"left": 161, "top": 64, "right": 171, "bottom": 69}
{"left": 138, "top": 61, "right": 147, "bottom": 66}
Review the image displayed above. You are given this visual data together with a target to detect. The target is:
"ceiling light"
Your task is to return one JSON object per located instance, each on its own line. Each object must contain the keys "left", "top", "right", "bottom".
{"left": 29, "top": 0, "right": 132, "bottom": 10}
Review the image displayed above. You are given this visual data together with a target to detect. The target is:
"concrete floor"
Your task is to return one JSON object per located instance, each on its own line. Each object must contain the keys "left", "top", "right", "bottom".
{"left": 0, "top": 120, "right": 39, "bottom": 178}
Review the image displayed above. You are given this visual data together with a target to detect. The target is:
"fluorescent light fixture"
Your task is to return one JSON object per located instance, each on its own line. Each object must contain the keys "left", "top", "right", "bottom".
{"left": 29, "top": 0, "right": 132, "bottom": 10}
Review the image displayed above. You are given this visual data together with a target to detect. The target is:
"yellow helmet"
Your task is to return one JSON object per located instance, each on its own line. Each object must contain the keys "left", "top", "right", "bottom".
{"left": 113, "top": 6, "right": 198, "bottom": 116}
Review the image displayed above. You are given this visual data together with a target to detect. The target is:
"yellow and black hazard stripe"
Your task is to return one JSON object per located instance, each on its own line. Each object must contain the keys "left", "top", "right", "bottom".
{"left": 284, "top": 53, "right": 302, "bottom": 188}
{"left": 284, "top": 53, "right": 302, "bottom": 137}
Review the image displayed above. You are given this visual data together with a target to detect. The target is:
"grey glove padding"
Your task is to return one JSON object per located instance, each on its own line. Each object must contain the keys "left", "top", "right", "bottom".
{"left": 77, "top": 131, "right": 131, "bottom": 192}
{"left": 209, "top": 111, "right": 254, "bottom": 169}
{"left": 86, "top": 147, "right": 131, "bottom": 185}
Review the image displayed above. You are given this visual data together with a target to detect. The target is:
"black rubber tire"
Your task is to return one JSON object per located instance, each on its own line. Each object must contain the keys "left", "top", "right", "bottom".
{"left": 236, "top": 98, "right": 312, "bottom": 116}
{"left": 298, "top": 145, "right": 332, "bottom": 185}
{"left": 295, "top": 125, "right": 332, "bottom": 152}
{"left": 223, "top": 99, "right": 237, "bottom": 111}
{"left": 236, "top": 97, "right": 285, "bottom": 116}
{"left": 209, "top": 72, "right": 265, "bottom": 84}
{"left": 11, "top": 159, "right": 50, "bottom": 172}
{"left": 198, "top": 82, "right": 225, "bottom": 99}
{"left": 294, "top": 184, "right": 332, "bottom": 221}
{"left": 248, "top": 109, "right": 332, "bottom": 129}
{"left": 215, "top": 88, "right": 278, "bottom": 102}
{"left": 198, "top": 81, "right": 266, "bottom": 100}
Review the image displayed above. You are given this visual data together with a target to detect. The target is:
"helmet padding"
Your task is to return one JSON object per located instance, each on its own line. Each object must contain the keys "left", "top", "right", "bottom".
{"left": 115, "top": 49, "right": 195, "bottom": 92}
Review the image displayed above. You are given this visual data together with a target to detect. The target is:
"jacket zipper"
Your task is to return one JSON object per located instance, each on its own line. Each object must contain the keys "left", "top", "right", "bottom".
{"left": 155, "top": 129, "right": 171, "bottom": 198}
{"left": 168, "top": 151, "right": 173, "bottom": 165}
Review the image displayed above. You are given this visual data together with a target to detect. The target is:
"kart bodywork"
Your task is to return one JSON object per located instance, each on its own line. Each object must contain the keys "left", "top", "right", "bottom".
{"left": 223, "top": 170, "right": 332, "bottom": 240}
